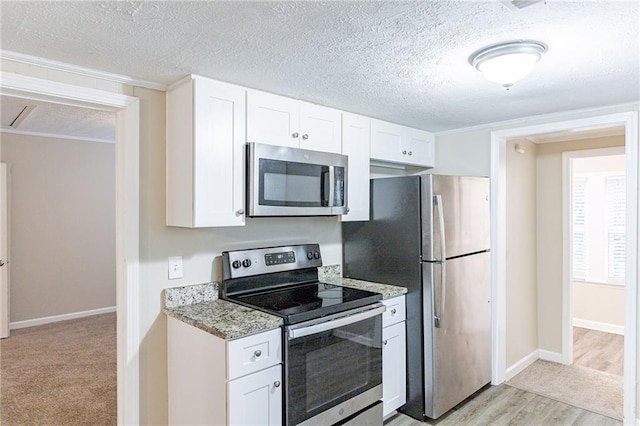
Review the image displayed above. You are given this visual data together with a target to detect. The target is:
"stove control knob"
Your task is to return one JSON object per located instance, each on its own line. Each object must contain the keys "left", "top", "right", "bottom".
{"left": 306, "top": 252, "right": 314, "bottom": 260}
{"left": 313, "top": 251, "right": 320, "bottom": 259}
{"left": 232, "top": 260, "right": 241, "bottom": 269}
{"left": 242, "top": 259, "right": 252, "bottom": 268}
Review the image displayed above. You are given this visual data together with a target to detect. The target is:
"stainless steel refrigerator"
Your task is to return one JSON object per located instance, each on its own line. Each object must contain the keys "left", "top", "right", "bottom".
{"left": 342, "top": 174, "right": 491, "bottom": 420}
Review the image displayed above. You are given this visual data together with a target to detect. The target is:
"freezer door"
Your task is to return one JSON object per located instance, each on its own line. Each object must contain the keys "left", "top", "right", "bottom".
{"left": 423, "top": 251, "right": 491, "bottom": 419}
{"left": 422, "top": 175, "right": 490, "bottom": 261}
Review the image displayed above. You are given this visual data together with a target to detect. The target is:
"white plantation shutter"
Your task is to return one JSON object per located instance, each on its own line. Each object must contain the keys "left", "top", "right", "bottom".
{"left": 606, "top": 175, "right": 625, "bottom": 282}
{"left": 572, "top": 177, "right": 587, "bottom": 280}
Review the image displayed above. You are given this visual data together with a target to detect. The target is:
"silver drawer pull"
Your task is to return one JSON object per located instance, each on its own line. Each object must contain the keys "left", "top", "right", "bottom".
{"left": 292, "top": 132, "right": 299, "bottom": 138}
{"left": 391, "top": 308, "right": 397, "bottom": 315}
{"left": 274, "top": 381, "right": 281, "bottom": 388}
{"left": 302, "top": 134, "right": 309, "bottom": 140}
{"left": 254, "top": 350, "right": 262, "bottom": 357}
{"left": 383, "top": 340, "right": 388, "bottom": 346}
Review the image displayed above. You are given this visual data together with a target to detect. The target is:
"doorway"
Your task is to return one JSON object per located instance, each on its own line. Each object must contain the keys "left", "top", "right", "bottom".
{"left": 0, "top": 71, "right": 140, "bottom": 424}
{"left": 490, "top": 111, "right": 638, "bottom": 423}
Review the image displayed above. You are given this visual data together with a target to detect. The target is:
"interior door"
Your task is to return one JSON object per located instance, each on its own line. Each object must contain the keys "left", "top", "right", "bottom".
{"left": 0, "top": 163, "right": 9, "bottom": 338}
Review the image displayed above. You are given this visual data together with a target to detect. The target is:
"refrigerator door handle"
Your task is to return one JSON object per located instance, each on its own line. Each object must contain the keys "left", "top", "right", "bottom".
{"left": 434, "top": 194, "right": 446, "bottom": 328}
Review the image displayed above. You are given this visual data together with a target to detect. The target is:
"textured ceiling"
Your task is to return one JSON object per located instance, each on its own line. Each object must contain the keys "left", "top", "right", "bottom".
{"left": 0, "top": 1, "right": 639, "bottom": 132}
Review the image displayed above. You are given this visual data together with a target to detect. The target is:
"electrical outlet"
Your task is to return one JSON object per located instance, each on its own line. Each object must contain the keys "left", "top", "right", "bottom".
{"left": 168, "top": 256, "right": 183, "bottom": 280}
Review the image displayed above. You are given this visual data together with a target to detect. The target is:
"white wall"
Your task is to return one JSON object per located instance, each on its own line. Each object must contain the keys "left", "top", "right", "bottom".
{"left": 505, "top": 139, "right": 538, "bottom": 366}
{"left": 0, "top": 133, "right": 116, "bottom": 322}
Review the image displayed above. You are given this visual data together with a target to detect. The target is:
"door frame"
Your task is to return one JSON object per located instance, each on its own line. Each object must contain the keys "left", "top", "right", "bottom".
{"left": 0, "top": 163, "right": 8, "bottom": 338}
{"left": 490, "top": 111, "right": 638, "bottom": 423}
{"left": 0, "top": 71, "right": 140, "bottom": 425}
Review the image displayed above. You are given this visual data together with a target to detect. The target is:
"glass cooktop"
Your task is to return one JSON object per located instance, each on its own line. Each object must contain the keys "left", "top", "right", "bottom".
{"left": 228, "top": 282, "right": 382, "bottom": 325}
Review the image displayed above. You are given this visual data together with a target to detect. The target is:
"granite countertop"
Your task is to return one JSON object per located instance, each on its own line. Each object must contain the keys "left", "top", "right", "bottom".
{"left": 163, "top": 267, "right": 407, "bottom": 340}
{"left": 166, "top": 299, "right": 283, "bottom": 340}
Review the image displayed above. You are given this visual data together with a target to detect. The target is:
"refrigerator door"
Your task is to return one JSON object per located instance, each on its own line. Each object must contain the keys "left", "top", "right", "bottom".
{"left": 423, "top": 251, "right": 491, "bottom": 419}
{"left": 421, "top": 175, "right": 490, "bottom": 261}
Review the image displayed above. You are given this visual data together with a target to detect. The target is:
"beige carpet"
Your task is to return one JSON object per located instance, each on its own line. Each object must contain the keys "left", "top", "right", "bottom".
{"left": 507, "top": 359, "right": 623, "bottom": 421}
{"left": 0, "top": 313, "right": 116, "bottom": 425}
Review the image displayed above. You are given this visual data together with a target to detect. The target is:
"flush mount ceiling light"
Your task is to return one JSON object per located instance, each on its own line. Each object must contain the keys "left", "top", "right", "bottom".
{"left": 470, "top": 41, "right": 547, "bottom": 88}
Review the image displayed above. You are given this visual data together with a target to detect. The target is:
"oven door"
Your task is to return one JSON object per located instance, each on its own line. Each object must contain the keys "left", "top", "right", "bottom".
{"left": 285, "top": 304, "right": 385, "bottom": 426}
{"left": 247, "top": 142, "right": 347, "bottom": 216}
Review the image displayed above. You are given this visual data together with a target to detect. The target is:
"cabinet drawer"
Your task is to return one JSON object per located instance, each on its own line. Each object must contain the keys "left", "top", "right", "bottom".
{"left": 228, "top": 328, "right": 282, "bottom": 380}
{"left": 382, "top": 296, "right": 406, "bottom": 326}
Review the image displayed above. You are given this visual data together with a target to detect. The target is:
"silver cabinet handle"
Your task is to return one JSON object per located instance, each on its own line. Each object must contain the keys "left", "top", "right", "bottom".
{"left": 274, "top": 381, "right": 281, "bottom": 388}
{"left": 236, "top": 209, "right": 244, "bottom": 216}
{"left": 254, "top": 350, "right": 262, "bottom": 357}
{"left": 292, "top": 132, "right": 299, "bottom": 138}
{"left": 391, "top": 308, "right": 396, "bottom": 315}
{"left": 383, "top": 340, "right": 388, "bottom": 346}
{"left": 402, "top": 150, "right": 407, "bottom": 155}
{"left": 302, "top": 134, "right": 309, "bottom": 140}
{"left": 408, "top": 151, "right": 412, "bottom": 156}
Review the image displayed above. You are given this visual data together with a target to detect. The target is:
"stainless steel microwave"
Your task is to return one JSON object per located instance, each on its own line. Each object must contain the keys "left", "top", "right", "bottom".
{"left": 246, "top": 142, "right": 348, "bottom": 217}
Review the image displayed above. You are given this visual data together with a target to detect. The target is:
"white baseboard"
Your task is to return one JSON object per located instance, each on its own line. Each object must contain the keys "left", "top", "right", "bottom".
{"left": 9, "top": 306, "right": 116, "bottom": 330}
{"left": 538, "top": 349, "right": 565, "bottom": 364}
{"left": 573, "top": 318, "right": 625, "bottom": 336}
{"left": 505, "top": 349, "right": 539, "bottom": 381}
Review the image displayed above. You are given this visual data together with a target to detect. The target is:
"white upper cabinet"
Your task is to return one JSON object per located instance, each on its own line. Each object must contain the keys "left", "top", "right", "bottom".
{"left": 167, "top": 75, "right": 246, "bottom": 227}
{"left": 370, "top": 119, "right": 435, "bottom": 168}
{"left": 247, "top": 91, "right": 342, "bottom": 154}
{"left": 299, "top": 101, "right": 342, "bottom": 153}
{"left": 246, "top": 90, "right": 300, "bottom": 148}
{"left": 341, "top": 113, "right": 371, "bottom": 222}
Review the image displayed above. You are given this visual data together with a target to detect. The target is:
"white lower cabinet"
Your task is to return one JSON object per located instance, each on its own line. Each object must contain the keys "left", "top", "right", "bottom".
{"left": 382, "top": 296, "right": 407, "bottom": 417}
{"left": 228, "top": 364, "right": 282, "bottom": 425}
{"left": 167, "top": 317, "right": 282, "bottom": 425}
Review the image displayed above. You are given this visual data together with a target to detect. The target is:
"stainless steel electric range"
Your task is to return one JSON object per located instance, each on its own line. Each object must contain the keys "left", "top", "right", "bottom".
{"left": 222, "top": 244, "right": 385, "bottom": 426}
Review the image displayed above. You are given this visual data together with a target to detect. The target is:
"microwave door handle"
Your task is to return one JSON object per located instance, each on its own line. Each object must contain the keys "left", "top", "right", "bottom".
{"left": 328, "top": 166, "right": 335, "bottom": 207}
{"left": 433, "top": 194, "right": 446, "bottom": 328}
{"left": 288, "top": 305, "right": 386, "bottom": 340}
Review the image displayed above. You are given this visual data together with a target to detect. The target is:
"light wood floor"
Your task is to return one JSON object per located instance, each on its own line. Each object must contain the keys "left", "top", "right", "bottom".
{"left": 573, "top": 327, "right": 623, "bottom": 376}
{"left": 386, "top": 327, "right": 623, "bottom": 425}
{"left": 385, "top": 385, "right": 620, "bottom": 426}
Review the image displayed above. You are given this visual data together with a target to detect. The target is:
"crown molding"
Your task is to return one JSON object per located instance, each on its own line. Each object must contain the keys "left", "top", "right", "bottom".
{"left": 1, "top": 50, "right": 167, "bottom": 92}
{"left": 435, "top": 101, "right": 640, "bottom": 137}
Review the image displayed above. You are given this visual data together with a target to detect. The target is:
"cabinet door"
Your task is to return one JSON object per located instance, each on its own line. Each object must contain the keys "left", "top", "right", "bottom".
{"left": 247, "top": 90, "right": 300, "bottom": 148}
{"left": 382, "top": 321, "right": 406, "bottom": 417}
{"left": 193, "top": 77, "right": 247, "bottom": 227}
{"left": 341, "top": 113, "right": 370, "bottom": 222}
{"left": 166, "top": 75, "right": 246, "bottom": 228}
{"left": 299, "top": 101, "right": 342, "bottom": 154}
{"left": 370, "top": 119, "right": 405, "bottom": 164}
{"left": 402, "top": 128, "right": 435, "bottom": 168}
{"left": 228, "top": 364, "right": 282, "bottom": 426}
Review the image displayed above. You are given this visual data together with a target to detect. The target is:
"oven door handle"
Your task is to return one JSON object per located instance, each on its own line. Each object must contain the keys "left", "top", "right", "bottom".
{"left": 287, "top": 304, "right": 386, "bottom": 340}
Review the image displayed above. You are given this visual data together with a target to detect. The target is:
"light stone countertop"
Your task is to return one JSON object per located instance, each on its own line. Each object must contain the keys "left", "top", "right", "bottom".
{"left": 165, "top": 298, "right": 283, "bottom": 340}
{"left": 162, "top": 266, "right": 407, "bottom": 340}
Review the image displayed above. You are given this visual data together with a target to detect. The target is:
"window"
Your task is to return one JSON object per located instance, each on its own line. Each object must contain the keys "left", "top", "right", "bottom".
{"left": 571, "top": 172, "right": 625, "bottom": 284}
{"left": 606, "top": 175, "right": 626, "bottom": 282}
{"left": 572, "top": 177, "right": 587, "bottom": 280}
